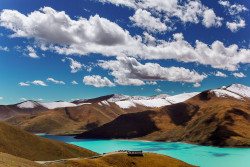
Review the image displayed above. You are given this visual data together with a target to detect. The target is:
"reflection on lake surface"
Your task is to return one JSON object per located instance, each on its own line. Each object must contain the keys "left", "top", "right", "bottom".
{"left": 40, "top": 135, "right": 250, "bottom": 167}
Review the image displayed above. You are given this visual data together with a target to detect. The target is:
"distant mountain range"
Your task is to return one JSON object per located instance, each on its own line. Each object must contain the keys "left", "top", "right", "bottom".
{"left": 76, "top": 84, "right": 250, "bottom": 147}
{"left": 0, "top": 92, "right": 199, "bottom": 119}
{"left": 1, "top": 92, "right": 198, "bottom": 134}
{"left": 1, "top": 84, "right": 250, "bottom": 147}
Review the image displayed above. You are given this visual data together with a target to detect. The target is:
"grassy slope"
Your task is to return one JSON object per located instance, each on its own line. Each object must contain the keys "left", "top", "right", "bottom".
{"left": 0, "top": 122, "right": 98, "bottom": 161}
{"left": 0, "top": 152, "right": 45, "bottom": 167}
{"left": 4, "top": 103, "right": 148, "bottom": 135}
{"left": 48, "top": 153, "right": 197, "bottom": 167}
{"left": 77, "top": 91, "right": 250, "bottom": 147}
{"left": 153, "top": 91, "right": 250, "bottom": 146}
{"left": 0, "top": 104, "right": 47, "bottom": 120}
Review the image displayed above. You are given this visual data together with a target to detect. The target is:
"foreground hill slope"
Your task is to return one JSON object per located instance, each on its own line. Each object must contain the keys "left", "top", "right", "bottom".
{"left": 77, "top": 84, "right": 250, "bottom": 147}
{"left": 0, "top": 122, "right": 98, "bottom": 161}
{"left": 47, "top": 153, "right": 196, "bottom": 167}
{"left": 0, "top": 152, "right": 45, "bottom": 167}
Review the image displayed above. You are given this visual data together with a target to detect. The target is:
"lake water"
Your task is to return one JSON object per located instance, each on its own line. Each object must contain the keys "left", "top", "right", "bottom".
{"left": 40, "top": 135, "right": 250, "bottom": 167}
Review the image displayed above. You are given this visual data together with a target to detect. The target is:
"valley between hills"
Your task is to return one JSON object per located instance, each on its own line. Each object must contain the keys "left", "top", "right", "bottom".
{"left": 0, "top": 84, "right": 249, "bottom": 166}
{"left": 1, "top": 84, "right": 250, "bottom": 147}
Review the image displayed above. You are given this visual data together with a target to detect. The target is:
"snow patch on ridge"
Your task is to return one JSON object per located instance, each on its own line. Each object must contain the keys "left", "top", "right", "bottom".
{"left": 114, "top": 92, "right": 198, "bottom": 109}
{"left": 101, "top": 100, "right": 111, "bottom": 106}
{"left": 166, "top": 92, "right": 200, "bottom": 104}
{"left": 40, "top": 102, "right": 77, "bottom": 109}
{"left": 115, "top": 101, "right": 136, "bottom": 109}
{"left": 210, "top": 89, "right": 243, "bottom": 100}
{"left": 17, "top": 101, "right": 38, "bottom": 109}
{"left": 226, "top": 84, "right": 250, "bottom": 99}
{"left": 133, "top": 99, "right": 171, "bottom": 108}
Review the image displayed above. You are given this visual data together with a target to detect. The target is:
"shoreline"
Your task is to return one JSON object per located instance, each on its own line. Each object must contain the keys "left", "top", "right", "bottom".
{"left": 36, "top": 134, "right": 250, "bottom": 149}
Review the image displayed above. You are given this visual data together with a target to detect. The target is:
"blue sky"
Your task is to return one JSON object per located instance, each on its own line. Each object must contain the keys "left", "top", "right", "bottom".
{"left": 0, "top": 0, "right": 249, "bottom": 104}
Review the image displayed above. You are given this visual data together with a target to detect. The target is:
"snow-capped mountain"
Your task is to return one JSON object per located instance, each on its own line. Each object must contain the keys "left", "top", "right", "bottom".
{"left": 17, "top": 100, "right": 78, "bottom": 109}
{"left": 0, "top": 100, "right": 81, "bottom": 119}
{"left": 226, "top": 84, "right": 250, "bottom": 99}
{"left": 2, "top": 84, "right": 250, "bottom": 136}
{"left": 77, "top": 85, "right": 250, "bottom": 147}
{"left": 166, "top": 92, "right": 200, "bottom": 104}
{"left": 1, "top": 84, "right": 249, "bottom": 120}
{"left": 209, "top": 84, "right": 250, "bottom": 100}
{"left": 106, "top": 92, "right": 199, "bottom": 109}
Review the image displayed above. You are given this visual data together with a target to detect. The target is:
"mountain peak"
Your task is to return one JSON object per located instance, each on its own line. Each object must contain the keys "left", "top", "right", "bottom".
{"left": 226, "top": 84, "right": 250, "bottom": 99}
{"left": 110, "top": 94, "right": 130, "bottom": 100}
{"left": 17, "top": 100, "right": 39, "bottom": 109}
{"left": 227, "top": 84, "right": 249, "bottom": 89}
{"left": 208, "top": 84, "right": 250, "bottom": 100}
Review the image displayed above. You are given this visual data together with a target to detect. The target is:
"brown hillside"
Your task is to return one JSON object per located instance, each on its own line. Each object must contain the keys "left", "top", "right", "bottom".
{"left": 4, "top": 102, "right": 149, "bottom": 135}
{"left": 77, "top": 91, "right": 250, "bottom": 147}
{"left": 155, "top": 90, "right": 250, "bottom": 146}
{"left": 0, "top": 152, "right": 45, "bottom": 167}
{"left": 48, "top": 153, "right": 196, "bottom": 167}
{"left": 76, "top": 110, "right": 159, "bottom": 139}
{"left": 0, "top": 102, "right": 47, "bottom": 120}
{"left": 0, "top": 122, "right": 98, "bottom": 161}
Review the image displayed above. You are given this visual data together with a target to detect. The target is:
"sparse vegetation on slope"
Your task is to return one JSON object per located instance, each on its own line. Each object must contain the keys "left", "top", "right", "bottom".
{"left": 0, "top": 102, "right": 47, "bottom": 120}
{"left": 4, "top": 102, "right": 148, "bottom": 135}
{"left": 0, "top": 122, "right": 98, "bottom": 161}
{"left": 157, "top": 91, "right": 250, "bottom": 147}
{"left": 0, "top": 152, "right": 45, "bottom": 167}
{"left": 47, "top": 153, "right": 197, "bottom": 167}
{"left": 77, "top": 90, "right": 250, "bottom": 147}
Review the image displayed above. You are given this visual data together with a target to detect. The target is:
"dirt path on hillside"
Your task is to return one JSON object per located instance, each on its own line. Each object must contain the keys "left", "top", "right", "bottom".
{"left": 35, "top": 152, "right": 127, "bottom": 166}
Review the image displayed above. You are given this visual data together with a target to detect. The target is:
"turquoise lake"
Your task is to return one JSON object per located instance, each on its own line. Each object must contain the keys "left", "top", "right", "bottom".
{"left": 40, "top": 135, "right": 250, "bottom": 167}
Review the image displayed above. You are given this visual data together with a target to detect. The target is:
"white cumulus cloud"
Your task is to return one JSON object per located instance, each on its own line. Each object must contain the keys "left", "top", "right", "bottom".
{"left": 232, "top": 72, "right": 246, "bottom": 78}
{"left": 31, "top": 80, "right": 47, "bottom": 86}
{"left": 146, "top": 81, "right": 157, "bottom": 85}
{"left": 0, "top": 7, "right": 249, "bottom": 72}
{"left": 0, "top": 7, "right": 133, "bottom": 49}
{"left": 19, "top": 80, "right": 48, "bottom": 86}
{"left": 63, "top": 57, "right": 84, "bottom": 73}
{"left": 129, "top": 9, "right": 169, "bottom": 33}
{"left": 99, "top": 0, "right": 137, "bottom": 8}
{"left": 0, "top": 97, "right": 3, "bottom": 100}
{"left": 0, "top": 45, "right": 9, "bottom": 51}
{"left": 83, "top": 75, "right": 115, "bottom": 87}
{"left": 47, "top": 78, "right": 65, "bottom": 84}
{"left": 26, "top": 46, "right": 39, "bottom": 58}
{"left": 218, "top": 0, "right": 248, "bottom": 15}
{"left": 19, "top": 82, "right": 30, "bottom": 86}
{"left": 155, "top": 88, "right": 162, "bottom": 92}
{"left": 215, "top": 71, "right": 227, "bottom": 78}
{"left": 226, "top": 19, "right": 245, "bottom": 32}
{"left": 72, "top": 80, "right": 78, "bottom": 85}
{"left": 193, "top": 83, "right": 201, "bottom": 87}
{"left": 99, "top": 0, "right": 222, "bottom": 29}
{"left": 98, "top": 57, "right": 207, "bottom": 86}
{"left": 202, "top": 9, "right": 223, "bottom": 28}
